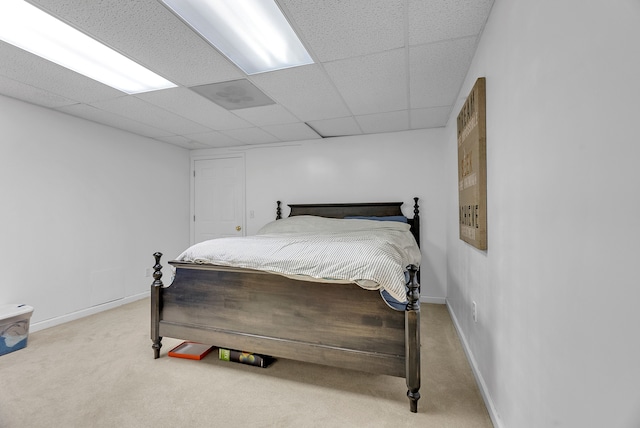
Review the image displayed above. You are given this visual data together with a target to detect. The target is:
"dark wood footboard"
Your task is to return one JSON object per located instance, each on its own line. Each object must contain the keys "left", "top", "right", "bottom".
{"left": 151, "top": 257, "right": 421, "bottom": 411}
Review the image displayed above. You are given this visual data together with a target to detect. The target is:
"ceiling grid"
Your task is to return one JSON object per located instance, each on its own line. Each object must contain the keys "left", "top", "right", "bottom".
{"left": 0, "top": 0, "right": 494, "bottom": 148}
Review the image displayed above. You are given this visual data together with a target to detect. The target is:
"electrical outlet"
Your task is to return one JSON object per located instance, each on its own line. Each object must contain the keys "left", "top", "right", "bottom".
{"left": 472, "top": 301, "right": 477, "bottom": 322}
{"left": 145, "top": 268, "right": 151, "bottom": 277}
{"left": 250, "top": 210, "right": 255, "bottom": 219}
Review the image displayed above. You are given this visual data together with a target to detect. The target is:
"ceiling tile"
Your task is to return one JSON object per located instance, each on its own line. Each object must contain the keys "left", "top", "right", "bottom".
{"left": 356, "top": 110, "right": 410, "bottom": 134}
{"left": 409, "top": 0, "right": 495, "bottom": 45}
{"left": 221, "top": 128, "right": 280, "bottom": 145}
{"left": 154, "top": 135, "right": 209, "bottom": 149}
{"left": 410, "top": 106, "right": 453, "bottom": 128}
{"left": 89, "top": 97, "right": 213, "bottom": 135}
{"left": 232, "top": 104, "right": 300, "bottom": 127}
{"left": 0, "top": 75, "right": 76, "bottom": 108}
{"left": 185, "top": 131, "right": 244, "bottom": 147}
{"left": 28, "top": 0, "right": 244, "bottom": 86}
{"left": 55, "top": 103, "right": 173, "bottom": 138}
{"left": 251, "top": 65, "right": 352, "bottom": 121}
{"left": 279, "top": 0, "right": 405, "bottom": 62}
{"left": 324, "top": 49, "right": 408, "bottom": 116}
{"left": 262, "top": 123, "right": 322, "bottom": 142}
{"left": 306, "top": 117, "right": 362, "bottom": 138}
{"left": 409, "top": 37, "right": 478, "bottom": 108}
{"left": 135, "top": 87, "right": 252, "bottom": 131}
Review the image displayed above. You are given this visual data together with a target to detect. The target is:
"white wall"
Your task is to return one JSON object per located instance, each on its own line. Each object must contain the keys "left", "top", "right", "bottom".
{"left": 0, "top": 95, "right": 190, "bottom": 329}
{"left": 445, "top": 1, "right": 640, "bottom": 427}
{"left": 192, "top": 128, "right": 448, "bottom": 302}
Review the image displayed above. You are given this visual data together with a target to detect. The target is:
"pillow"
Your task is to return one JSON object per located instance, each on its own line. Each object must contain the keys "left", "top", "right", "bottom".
{"left": 257, "top": 215, "right": 322, "bottom": 234}
{"left": 257, "top": 215, "right": 410, "bottom": 235}
{"left": 344, "top": 215, "right": 408, "bottom": 223}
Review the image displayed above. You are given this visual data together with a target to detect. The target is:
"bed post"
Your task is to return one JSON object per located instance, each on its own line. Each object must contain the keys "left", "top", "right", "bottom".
{"left": 406, "top": 264, "right": 421, "bottom": 412}
{"left": 412, "top": 197, "right": 420, "bottom": 246}
{"left": 151, "top": 252, "right": 163, "bottom": 359}
{"left": 276, "top": 200, "right": 282, "bottom": 220}
{"left": 413, "top": 197, "right": 421, "bottom": 284}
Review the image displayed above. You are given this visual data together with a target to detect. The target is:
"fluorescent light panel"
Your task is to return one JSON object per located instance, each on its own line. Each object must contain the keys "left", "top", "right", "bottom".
{"left": 0, "top": 0, "right": 177, "bottom": 94}
{"left": 161, "top": 0, "right": 313, "bottom": 75}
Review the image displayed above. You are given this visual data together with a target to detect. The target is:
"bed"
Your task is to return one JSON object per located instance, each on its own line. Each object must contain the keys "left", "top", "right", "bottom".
{"left": 150, "top": 199, "right": 422, "bottom": 412}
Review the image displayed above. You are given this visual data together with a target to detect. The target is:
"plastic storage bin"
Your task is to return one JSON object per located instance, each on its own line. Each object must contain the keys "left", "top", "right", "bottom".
{"left": 0, "top": 304, "right": 34, "bottom": 356}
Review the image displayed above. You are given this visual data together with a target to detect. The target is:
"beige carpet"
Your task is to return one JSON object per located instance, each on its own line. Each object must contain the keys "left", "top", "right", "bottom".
{"left": 0, "top": 299, "right": 492, "bottom": 427}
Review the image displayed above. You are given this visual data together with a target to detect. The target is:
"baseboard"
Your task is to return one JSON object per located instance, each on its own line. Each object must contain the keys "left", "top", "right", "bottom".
{"left": 30, "top": 291, "right": 150, "bottom": 333}
{"left": 446, "top": 299, "right": 502, "bottom": 428}
{"left": 420, "top": 296, "right": 446, "bottom": 304}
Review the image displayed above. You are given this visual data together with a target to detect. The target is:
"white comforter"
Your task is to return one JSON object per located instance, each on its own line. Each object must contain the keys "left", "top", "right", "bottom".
{"left": 175, "top": 216, "right": 421, "bottom": 303}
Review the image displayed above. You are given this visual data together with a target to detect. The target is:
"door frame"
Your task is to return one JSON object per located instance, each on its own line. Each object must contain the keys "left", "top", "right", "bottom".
{"left": 190, "top": 153, "right": 246, "bottom": 245}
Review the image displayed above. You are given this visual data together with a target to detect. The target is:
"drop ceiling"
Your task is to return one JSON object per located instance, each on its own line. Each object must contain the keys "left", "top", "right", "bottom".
{"left": 0, "top": 0, "right": 494, "bottom": 149}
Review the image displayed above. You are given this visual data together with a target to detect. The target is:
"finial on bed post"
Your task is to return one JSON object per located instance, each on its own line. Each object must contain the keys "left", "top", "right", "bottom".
{"left": 411, "top": 197, "right": 421, "bottom": 251}
{"left": 405, "top": 264, "right": 421, "bottom": 412}
{"left": 276, "top": 200, "right": 282, "bottom": 220}
{"left": 151, "top": 252, "right": 163, "bottom": 359}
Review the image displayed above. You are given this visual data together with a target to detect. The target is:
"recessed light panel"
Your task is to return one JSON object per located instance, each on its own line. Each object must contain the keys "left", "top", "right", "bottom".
{"left": 0, "top": 0, "right": 177, "bottom": 94}
{"left": 161, "top": 0, "right": 314, "bottom": 75}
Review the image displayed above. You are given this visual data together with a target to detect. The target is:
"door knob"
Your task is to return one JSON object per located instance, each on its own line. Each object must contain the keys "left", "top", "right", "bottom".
{"left": 236, "top": 226, "right": 242, "bottom": 231}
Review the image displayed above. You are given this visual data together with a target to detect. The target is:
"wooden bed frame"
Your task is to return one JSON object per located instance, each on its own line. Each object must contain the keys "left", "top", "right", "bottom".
{"left": 151, "top": 199, "right": 421, "bottom": 412}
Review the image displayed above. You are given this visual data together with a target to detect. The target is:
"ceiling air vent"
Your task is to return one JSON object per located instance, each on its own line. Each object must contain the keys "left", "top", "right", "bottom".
{"left": 190, "top": 79, "right": 275, "bottom": 110}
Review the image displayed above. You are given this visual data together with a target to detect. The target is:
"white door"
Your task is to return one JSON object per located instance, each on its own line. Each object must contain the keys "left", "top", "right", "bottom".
{"left": 193, "top": 156, "right": 245, "bottom": 244}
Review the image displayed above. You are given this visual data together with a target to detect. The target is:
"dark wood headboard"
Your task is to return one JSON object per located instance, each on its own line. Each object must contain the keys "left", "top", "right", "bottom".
{"left": 275, "top": 198, "right": 420, "bottom": 247}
